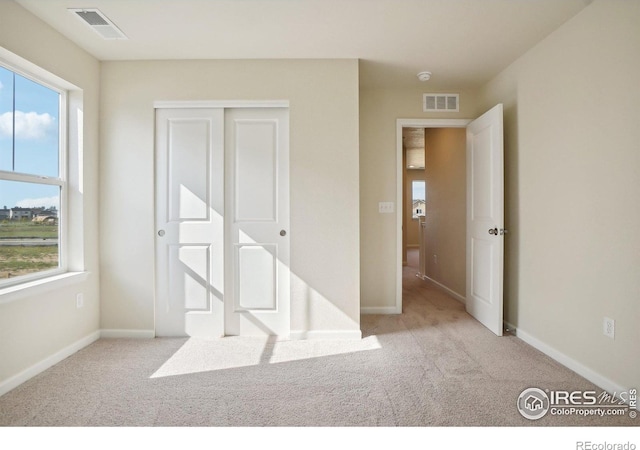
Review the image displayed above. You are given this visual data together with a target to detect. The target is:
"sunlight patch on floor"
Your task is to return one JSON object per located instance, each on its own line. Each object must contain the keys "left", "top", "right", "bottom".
{"left": 150, "top": 335, "right": 382, "bottom": 378}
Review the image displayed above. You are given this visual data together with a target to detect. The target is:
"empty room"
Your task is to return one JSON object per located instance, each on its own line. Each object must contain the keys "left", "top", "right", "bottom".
{"left": 0, "top": 0, "right": 638, "bottom": 442}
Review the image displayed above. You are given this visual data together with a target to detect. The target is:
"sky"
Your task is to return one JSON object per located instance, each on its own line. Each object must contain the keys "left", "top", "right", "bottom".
{"left": 0, "top": 66, "right": 60, "bottom": 210}
{"left": 412, "top": 180, "right": 425, "bottom": 202}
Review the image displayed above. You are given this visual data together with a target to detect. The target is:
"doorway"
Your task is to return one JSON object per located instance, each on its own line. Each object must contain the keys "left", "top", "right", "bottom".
{"left": 396, "top": 105, "right": 505, "bottom": 336}
{"left": 405, "top": 128, "right": 467, "bottom": 301}
{"left": 401, "top": 127, "right": 426, "bottom": 271}
{"left": 395, "top": 119, "right": 470, "bottom": 314}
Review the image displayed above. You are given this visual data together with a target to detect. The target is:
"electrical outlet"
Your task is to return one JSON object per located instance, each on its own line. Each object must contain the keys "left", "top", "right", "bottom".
{"left": 433, "top": 254, "right": 438, "bottom": 264}
{"left": 76, "top": 293, "right": 84, "bottom": 308}
{"left": 603, "top": 317, "right": 614, "bottom": 339}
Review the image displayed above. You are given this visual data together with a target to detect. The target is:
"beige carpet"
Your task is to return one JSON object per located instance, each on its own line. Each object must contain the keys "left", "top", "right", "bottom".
{"left": 0, "top": 256, "right": 636, "bottom": 427}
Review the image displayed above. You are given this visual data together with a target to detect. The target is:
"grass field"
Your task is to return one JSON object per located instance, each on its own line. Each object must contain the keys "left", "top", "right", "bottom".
{"left": 0, "top": 221, "right": 59, "bottom": 279}
{"left": 0, "top": 220, "right": 58, "bottom": 239}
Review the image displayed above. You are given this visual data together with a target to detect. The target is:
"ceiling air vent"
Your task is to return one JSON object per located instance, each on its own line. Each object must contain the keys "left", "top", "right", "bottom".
{"left": 423, "top": 93, "right": 459, "bottom": 112}
{"left": 69, "top": 8, "right": 128, "bottom": 40}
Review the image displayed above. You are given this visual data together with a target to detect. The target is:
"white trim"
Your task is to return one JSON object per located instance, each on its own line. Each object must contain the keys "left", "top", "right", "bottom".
{"left": 0, "top": 170, "right": 64, "bottom": 185}
{"left": 66, "top": 89, "right": 85, "bottom": 273}
{"left": 511, "top": 325, "right": 635, "bottom": 406}
{"left": 0, "top": 331, "right": 100, "bottom": 397}
{"left": 0, "top": 55, "right": 74, "bottom": 292}
{"left": 420, "top": 275, "right": 466, "bottom": 304}
{"left": 58, "top": 86, "right": 69, "bottom": 275}
{"left": 397, "top": 118, "right": 471, "bottom": 129}
{"left": 289, "top": 330, "right": 362, "bottom": 340}
{"left": 100, "top": 329, "right": 155, "bottom": 339}
{"left": 361, "top": 306, "right": 402, "bottom": 315}
{"left": 395, "top": 118, "right": 471, "bottom": 316}
{"left": 0, "top": 271, "right": 90, "bottom": 304}
{"left": 0, "top": 52, "right": 78, "bottom": 93}
{"left": 153, "top": 100, "right": 290, "bottom": 109}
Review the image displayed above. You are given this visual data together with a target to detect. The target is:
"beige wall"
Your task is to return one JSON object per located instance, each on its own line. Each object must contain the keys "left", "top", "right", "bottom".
{"left": 0, "top": 2, "right": 100, "bottom": 386}
{"left": 423, "top": 128, "right": 466, "bottom": 298}
{"left": 360, "top": 86, "right": 477, "bottom": 310}
{"left": 99, "top": 59, "right": 360, "bottom": 336}
{"left": 477, "top": 0, "right": 640, "bottom": 389}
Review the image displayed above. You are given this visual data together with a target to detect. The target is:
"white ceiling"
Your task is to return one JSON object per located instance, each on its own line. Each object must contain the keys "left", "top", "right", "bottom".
{"left": 15, "top": 0, "right": 588, "bottom": 89}
{"left": 403, "top": 127, "right": 424, "bottom": 151}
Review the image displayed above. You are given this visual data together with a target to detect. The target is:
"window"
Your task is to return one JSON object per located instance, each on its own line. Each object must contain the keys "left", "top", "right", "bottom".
{"left": 0, "top": 63, "right": 65, "bottom": 286}
{"left": 412, "top": 180, "right": 426, "bottom": 219}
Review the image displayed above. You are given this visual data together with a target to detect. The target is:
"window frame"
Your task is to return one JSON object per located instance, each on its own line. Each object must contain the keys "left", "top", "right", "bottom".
{"left": 0, "top": 60, "right": 68, "bottom": 288}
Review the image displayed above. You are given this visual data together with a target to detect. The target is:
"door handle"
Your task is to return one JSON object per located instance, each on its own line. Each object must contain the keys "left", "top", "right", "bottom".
{"left": 280, "top": 230, "right": 287, "bottom": 237}
{"left": 488, "top": 227, "right": 498, "bottom": 235}
{"left": 157, "top": 230, "right": 165, "bottom": 237}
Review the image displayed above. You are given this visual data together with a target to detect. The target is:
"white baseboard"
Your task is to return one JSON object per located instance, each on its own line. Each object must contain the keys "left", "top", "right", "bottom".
{"left": 421, "top": 275, "right": 466, "bottom": 304}
{"left": 0, "top": 330, "right": 100, "bottom": 397}
{"left": 508, "top": 323, "right": 635, "bottom": 408}
{"left": 100, "top": 329, "right": 155, "bottom": 338}
{"left": 360, "top": 306, "right": 402, "bottom": 315}
{"left": 290, "top": 329, "right": 362, "bottom": 340}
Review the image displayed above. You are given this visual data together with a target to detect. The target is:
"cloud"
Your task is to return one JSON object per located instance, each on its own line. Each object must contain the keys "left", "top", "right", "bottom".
{"left": 16, "top": 196, "right": 59, "bottom": 209}
{"left": 0, "top": 110, "right": 56, "bottom": 140}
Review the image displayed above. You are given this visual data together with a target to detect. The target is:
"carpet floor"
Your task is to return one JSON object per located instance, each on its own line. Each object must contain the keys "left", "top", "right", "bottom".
{"left": 0, "top": 254, "right": 636, "bottom": 427}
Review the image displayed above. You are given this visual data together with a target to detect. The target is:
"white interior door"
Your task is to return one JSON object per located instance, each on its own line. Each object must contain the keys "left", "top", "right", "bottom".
{"left": 466, "top": 104, "right": 504, "bottom": 336}
{"left": 224, "top": 108, "right": 290, "bottom": 336}
{"left": 155, "top": 108, "right": 225, "bottom": 338}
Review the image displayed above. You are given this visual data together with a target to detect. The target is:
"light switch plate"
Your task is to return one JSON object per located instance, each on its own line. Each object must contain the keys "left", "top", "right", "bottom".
{"left": 379, "top": 202, "right": 395, "bottom": 213}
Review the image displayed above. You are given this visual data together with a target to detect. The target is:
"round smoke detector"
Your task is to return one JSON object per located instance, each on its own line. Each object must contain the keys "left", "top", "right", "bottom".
{"left": 417, "top": 71, "right": 432, "bottom": 82}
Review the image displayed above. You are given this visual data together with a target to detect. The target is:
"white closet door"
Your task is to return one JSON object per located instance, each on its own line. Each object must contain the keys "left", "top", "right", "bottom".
{"left": 224, "top": 108, "right": 290, "bottom": 336}
{"left": 155, "top": 108, "right": 225, "bottom": 337}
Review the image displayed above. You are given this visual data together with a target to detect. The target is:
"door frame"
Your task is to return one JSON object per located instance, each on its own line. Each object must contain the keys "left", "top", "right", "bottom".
{"left": 152, "top": 99, "right": 290, "bottom": 337}
{"left": 154, "top": 100, "right": 289, "bottom": 110}
{"left": 395, "top": 118, "right": 471, "bottom": 314}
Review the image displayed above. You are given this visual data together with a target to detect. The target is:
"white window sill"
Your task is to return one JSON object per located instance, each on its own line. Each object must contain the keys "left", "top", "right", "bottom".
{"left": 0, "top": 271, "right": 90, "bottom": 304}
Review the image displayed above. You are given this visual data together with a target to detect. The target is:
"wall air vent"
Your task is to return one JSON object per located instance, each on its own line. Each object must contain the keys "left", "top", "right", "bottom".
{"left": 69, "top": 8, "right": 128, "bottom": 40}
{"left": 423, "top": 93, "right": 459, "bottom": 112}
